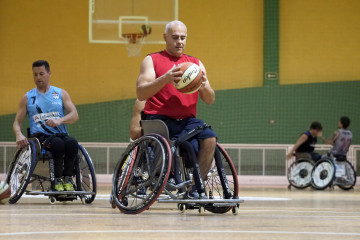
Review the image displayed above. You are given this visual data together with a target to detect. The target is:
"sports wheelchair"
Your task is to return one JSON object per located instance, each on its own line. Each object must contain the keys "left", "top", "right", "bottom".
{"left": 311, "top": 155, "right": 356, "bottom": 190}
{"left": 5, "top": 137, "right": 97, "bottom": 204}
{"left": 287, "top": 157, "right": 315, "bottom": 189}
{"left": 111, "top": 119, "right": 243, "bottom": 215}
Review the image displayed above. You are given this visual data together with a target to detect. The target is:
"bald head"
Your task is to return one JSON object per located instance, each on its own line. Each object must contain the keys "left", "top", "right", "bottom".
{"left": 163, "top": 20, "right": 187, "bottom": 57}
{"left": 165, "top": 20, "right": 187, "bottom": 34}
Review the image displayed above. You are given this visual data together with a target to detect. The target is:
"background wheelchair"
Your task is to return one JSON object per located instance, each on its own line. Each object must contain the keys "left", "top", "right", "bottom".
{"left": 111, "top": 119, "right": 243, "bottom": 215}
{"left": 287, "top": 154, "right": 315, "bottom": 189}
{"left": 311, "top": 155, "right": 356, "bottom": 190}
{"left": 5, "top": 137, "right": 97, "bottom": 204}
{"left": 287, "top": 153, "right": 315, "bottom": 190}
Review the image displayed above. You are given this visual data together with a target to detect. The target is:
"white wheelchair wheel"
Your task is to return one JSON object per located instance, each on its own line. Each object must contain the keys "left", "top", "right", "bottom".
{"left": 334, "top": 160, "right": 357, "bottom": 190}
{"left": 287, "top": 159, "right": 314, "bottom": 189}
{"left": 311, "top": 158, "right": 335, "bottom": 190}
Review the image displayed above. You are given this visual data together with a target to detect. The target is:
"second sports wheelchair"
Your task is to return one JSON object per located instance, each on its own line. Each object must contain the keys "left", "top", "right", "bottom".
{"left": 111, "top": 120, "right": 243, "bottom": 215}
{"left": 287, "top": 154, "right": 356, "bottom": 190}
{"left": 6, "top": 137, "right": 97, "bottom": 204}
{"left": 311, "top": 155, "right": 356, "bottom": 190}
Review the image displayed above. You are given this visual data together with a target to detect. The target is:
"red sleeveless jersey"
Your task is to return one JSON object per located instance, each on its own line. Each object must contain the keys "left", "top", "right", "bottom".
{"left": 144, "top": 50, "right": 200, "bottom": 119}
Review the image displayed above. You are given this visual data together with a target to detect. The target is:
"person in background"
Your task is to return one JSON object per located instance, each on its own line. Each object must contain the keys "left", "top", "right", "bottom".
{"left": 286, "top": 121, "right": 323, "bottom": 161}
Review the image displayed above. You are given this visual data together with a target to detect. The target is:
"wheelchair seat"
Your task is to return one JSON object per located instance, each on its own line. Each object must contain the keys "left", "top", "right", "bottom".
{"left": 333, "top": 155, "right": 347, "bottom": 161}
{"left": 141, "top": 119, "right": 171, "bottom": 143}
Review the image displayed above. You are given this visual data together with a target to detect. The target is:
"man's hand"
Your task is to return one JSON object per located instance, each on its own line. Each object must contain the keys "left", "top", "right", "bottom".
{"left": 16, "top": 133, "right": 29, "bottom": 149}
{"left": 45, "top": 119, "right": 61, "bottom": 128}
{"left": 199, "top": 71, "right": 208, "bottom": 90}
{"left": 165, "top": 65, "right": 183, "bottom": 85}
{"left": 286, "top": 152, "right": 294, "bottom": 160}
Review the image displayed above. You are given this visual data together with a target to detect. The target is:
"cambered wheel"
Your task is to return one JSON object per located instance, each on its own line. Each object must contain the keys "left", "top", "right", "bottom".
{"left": 334, "top": 160, "right": 357, "bottom": 190}
{"left": 6, "top": 140, "right": 37, "bottom": 204}
{"left": 205, "top": 143, "right": 239, "bottom": 214}
{"left": 311, "top": 158, "right": 335, "bottom": 190}
{"left": 112, "top": 134, "right": 172, "bottom": 214}
{"left": 78, "top": 145, "right": 97, "bottom": 204}
{"left": 287, "top": 159, "right": 314, "bottom": 189}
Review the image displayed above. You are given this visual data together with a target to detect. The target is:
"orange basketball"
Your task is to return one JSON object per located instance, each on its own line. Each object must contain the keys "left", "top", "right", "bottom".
{"left": 174, "top": 62, "right": 203, "bottom": 94}
{"left": 0, "top": 181, "right": 11, "bottom": 204}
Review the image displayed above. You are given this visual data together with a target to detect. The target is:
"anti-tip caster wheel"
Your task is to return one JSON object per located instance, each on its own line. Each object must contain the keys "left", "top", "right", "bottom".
{"left": 232, "top": 205, "right": 239, "bottom": 215}
{"left": 110, "top": 193, "right": 117, "bottom": 209}
{"left": 199, "top": 205, "right": 205, "bottom": 216}
{"left": 111, "top": 197, "right": 117, "bottom": 209}
{"left": 81, "top": 197, "right": 86, "bottom": 205}
{"left": 178, "top": 204, "right": 186, "bottom": 214}
{"left": 49, "top": 197, "right": 56, "bottom": 205}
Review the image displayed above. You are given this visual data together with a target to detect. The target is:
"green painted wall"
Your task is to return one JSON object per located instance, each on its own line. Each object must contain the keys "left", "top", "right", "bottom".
{"left": 2, "top": 81, "right": 358, "bottom": 144}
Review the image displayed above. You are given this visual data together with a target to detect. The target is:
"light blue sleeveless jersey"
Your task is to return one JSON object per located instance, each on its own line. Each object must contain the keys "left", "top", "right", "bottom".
{"left": 27, "top": 86, "right": 67, "bottom": 135}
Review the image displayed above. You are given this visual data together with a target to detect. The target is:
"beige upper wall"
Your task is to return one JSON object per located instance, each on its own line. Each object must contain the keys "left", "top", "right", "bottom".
{"left": 2, "top": 0, "right": 359, "bottom": 116}
{"left": 182, "top": 0, "right": 264, "bottom": 91}
{"left": 0, "top": 0, "right": 264, "bottom": 115}
{"left": 279, "top": 0, "right": 360, "bottom": 85}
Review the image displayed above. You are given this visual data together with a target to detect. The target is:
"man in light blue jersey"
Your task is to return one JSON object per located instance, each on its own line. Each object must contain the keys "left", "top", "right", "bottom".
{"left": 13, "top": 60, "right": 79, "bottom": 191}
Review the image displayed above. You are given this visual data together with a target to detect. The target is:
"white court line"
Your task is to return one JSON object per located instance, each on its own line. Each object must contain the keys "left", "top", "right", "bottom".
{"left": 240, "top": 196, "right": 291, "bottom": 201}
{"left": 2, "top": 212, "right": 359, "bottom": 218}
{"left": 21, "top": 194, "right": 292, "bottom": 201}
{"left": 1, "top": 229, "right": 360, "bottom": 237}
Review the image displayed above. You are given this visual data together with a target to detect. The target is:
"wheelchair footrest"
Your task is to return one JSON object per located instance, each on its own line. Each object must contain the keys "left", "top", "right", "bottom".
{"left": 157, "top": 198, "right": 244, "bottom": 205}
{"left": 25, "top": 190, "right": 96, "bottom": 196}
{"left": 165, "top": 180, "right": 192, "bottom": 191}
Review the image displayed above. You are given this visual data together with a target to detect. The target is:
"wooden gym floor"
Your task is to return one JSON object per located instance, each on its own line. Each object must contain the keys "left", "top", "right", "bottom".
{"left": 0, "top": 185, "right": 359, "bottom": 240}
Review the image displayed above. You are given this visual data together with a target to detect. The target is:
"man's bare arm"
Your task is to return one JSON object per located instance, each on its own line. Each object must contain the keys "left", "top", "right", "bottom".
{"left": 136, "top": 56, "right": 183, "bottom": 101}
{"left": 13, "top": 94, "right": 29, "bottom": 148}
{"left": 198, "top": 60, "right": 215, "bottom": 105}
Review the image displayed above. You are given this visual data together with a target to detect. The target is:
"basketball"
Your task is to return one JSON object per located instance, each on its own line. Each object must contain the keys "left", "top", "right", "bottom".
{"left": 174, "top": 62, "right": 203, "bottom": 94}
{"left": 0, "top": 181, "right": 11, "bottom": 204}
{"left": 140, "top": 24, "right": 152, "bottom": 36}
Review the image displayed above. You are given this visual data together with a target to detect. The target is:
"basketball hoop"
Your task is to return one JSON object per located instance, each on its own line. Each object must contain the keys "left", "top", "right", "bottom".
{"left": 122, "top": 33, "right": 145, "bottom": 57}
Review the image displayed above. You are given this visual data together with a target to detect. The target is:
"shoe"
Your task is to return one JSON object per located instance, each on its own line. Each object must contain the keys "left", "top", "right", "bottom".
{"left": 54, "top": 178, "right": 64, "bottom": 191}
{"left": 199, "top": 193, "right": 208, "bottom": 199}
{"left": 137, "top": 186, "right": 147, "bottom": 195}
{"left": 187, "top": 185, "right": 209, "bottom": 199}
{"left": 63, "top": 176, "right": 75, "bottom": 191}
{"left": 224, "top": 192, "right": 233, "bottom": 199}
{"left": 187, "top": 185, "right": 199, "bottom": 199}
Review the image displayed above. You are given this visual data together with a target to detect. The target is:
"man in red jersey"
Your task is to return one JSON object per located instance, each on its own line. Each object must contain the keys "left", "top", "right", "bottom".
{"left": 136, "top": 20, "right": 216, "bottom": 199}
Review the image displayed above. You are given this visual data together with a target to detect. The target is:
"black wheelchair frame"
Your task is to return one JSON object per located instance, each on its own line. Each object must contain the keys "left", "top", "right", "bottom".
{"left": 5, "top": 137, "right": 97, "bottom": 204}
{"left": 111, "top": 119, "right": 243, "bottom": 215}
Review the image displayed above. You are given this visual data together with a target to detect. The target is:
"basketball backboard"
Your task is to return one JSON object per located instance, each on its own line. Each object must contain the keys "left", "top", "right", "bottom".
{"left": 89, "top": 0, "right": 179, "bottom": 45}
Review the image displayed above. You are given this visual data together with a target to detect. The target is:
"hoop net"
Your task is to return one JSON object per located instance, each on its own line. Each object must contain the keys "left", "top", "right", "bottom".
{"left": 122, "top": 33, "right": 145, "bottom": 57}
